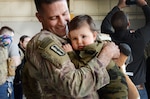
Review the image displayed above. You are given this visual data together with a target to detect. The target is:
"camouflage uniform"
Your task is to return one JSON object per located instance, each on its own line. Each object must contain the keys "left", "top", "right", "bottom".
{"left": 67, "top": 41, "right": 104, "bottom": 69}
{"left": 22, "top": 30, "right": 110, "bottom": 99}
{"left": 98, "top": 65, "right": 128, "bottom": 99}
{"left": 68, "top": 41, "right": 128, "bottom": 99}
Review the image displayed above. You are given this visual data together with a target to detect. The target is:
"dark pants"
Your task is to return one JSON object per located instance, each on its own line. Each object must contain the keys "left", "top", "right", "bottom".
{"left": 145, "top": 83, "right": 150, "bottom": 99}
{"left": 145, "top": 57, "right": 150, "bottom": 99}
{"left": 14, "top": 82, "right": 23, "bottom": 99}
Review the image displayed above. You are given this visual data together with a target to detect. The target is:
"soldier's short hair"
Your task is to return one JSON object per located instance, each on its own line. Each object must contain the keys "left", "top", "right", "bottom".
{"left": 34, "top": 0, "right": 66, "bottom": 12}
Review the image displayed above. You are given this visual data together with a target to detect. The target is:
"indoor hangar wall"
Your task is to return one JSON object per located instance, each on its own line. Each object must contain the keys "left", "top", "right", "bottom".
{"left": 0, "top": 0, "right": 145, "bottom": 43}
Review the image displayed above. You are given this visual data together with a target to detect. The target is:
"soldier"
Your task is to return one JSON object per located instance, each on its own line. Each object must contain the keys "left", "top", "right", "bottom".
{"left": 22, "top": 0, "right": 120, "bottom": 99}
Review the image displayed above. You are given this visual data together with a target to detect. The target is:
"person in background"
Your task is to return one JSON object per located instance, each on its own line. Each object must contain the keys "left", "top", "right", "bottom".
{"left": 14, "top": 35, "right": 31, "bottom": 99}
{"left": 22, "top": 0, "right": 120, "bottom": 99}
{"left": 101, "top": 0, "right": 150, "bottom": 98}
{"left": 63, "top": 14, "right": 139, "bottom": 99}
{"left": 144, "top": 41, "right": 150, "bottom": 99}
{"left": 0, "top": 26, "right": 21, "bottom": 99}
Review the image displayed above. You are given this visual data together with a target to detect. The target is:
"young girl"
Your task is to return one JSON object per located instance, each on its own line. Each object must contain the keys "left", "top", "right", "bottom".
{"left": 63, "top": 14, "right": 139, "bottom": 99}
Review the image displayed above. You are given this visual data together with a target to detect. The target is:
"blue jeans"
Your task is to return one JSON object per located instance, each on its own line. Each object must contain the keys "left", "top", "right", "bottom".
{"left": 0, "top": 81, "right": 14, "bottom": 99}
{"left": 137, "top": 84, "right": 148, "bottom": 99}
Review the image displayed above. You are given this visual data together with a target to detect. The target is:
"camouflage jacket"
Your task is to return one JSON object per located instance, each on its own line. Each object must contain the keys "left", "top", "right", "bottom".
{"left": 67, "top": 41, "right": 104, "bottom": 69}
{"left": 68, "top": 41, "right": 128, "bottom": 99}
{"left": 22, "top": 30, "right": 110, "bottom": 99}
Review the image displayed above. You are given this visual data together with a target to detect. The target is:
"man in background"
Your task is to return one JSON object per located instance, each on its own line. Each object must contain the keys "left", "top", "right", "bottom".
{"left": 101, "top": 0, "right": 150, "bottom": 98}
{"left": 0, "top": 26, "right": 21, "bottom": 99}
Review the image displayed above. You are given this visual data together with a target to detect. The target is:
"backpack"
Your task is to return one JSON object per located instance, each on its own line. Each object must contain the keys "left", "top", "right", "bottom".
{"left": 0, "top": 45, "right": 8, "bottom": 85}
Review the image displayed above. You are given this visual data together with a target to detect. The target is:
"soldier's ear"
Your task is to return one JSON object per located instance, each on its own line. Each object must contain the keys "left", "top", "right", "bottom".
{"left": 36, "top": 12, "right": 43, "bottom": 23}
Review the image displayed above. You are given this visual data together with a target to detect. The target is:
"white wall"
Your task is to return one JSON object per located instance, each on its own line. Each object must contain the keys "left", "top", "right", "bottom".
{"left": 0, "top": 21, "right": 42, "bottom": 44}
{"left": 0, "top": 0, "right": 145, "bottom": 43}
{"left": 0, "top": 0, "right": 39, "bottom": 43}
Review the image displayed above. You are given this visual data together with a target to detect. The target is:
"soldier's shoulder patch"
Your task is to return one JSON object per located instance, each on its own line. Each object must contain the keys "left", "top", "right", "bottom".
{"left": 38, "top": 37, "right": 70, "bottom": 68}
{"left": 50, "top": 44, "right": 65, "bottom": 56}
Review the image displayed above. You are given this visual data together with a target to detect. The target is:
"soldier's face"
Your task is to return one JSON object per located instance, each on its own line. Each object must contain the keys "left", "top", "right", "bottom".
{"left": 36, "top": 0, "right": 70, "bottom": 37}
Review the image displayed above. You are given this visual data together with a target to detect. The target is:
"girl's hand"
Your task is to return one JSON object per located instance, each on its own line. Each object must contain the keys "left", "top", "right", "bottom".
{"left": 62, "top": 44, "right": 73, "bottom": 52}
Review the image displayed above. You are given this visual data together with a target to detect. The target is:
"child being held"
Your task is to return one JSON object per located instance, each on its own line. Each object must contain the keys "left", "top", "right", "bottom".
{"left": 63, "top": 14, "right": 139, "bottom": 99}
{"left": 0, "top": 34, "right": 12, "bottom": 47}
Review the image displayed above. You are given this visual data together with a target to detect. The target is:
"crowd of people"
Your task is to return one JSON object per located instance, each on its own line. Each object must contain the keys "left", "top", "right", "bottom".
{"left": 0, "top": 0, "right": 150, "bottom": 99}
{"left": 101, "top": 0, "right": 150, "bottom": 98}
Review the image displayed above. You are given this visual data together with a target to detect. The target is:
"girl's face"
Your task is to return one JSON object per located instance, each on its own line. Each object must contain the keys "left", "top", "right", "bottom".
{"left": 69, "top": 23, "right": 97, "bottom": 50}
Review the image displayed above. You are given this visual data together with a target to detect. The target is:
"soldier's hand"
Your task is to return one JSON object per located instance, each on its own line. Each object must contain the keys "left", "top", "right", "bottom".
{"left": 103, "top": 42, "right": 120, "bottom": 59}
{"left": 98, "top": 42, "right": 120, "bottom": 67}
{"left": 136, "top": 0, "right": 147, "bottom": 7}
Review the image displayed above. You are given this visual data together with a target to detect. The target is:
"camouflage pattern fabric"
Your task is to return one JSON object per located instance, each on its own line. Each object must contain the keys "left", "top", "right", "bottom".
{"left": 68, "top": 41, "right": 104, "bottom": 69}
{"left": 67, "top": 41, "right": 128, "bottom": 99}
{"left": 22, "top": 30, "right": 110, "bottom": 99}
{"left": 98, "top": 65, "right": 128, "bottom": 99}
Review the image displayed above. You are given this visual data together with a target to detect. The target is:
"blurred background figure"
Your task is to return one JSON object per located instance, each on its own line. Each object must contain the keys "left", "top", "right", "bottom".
{"left": 145, "top": 41, "right": 150, "bottom": 99}
{"left": 101, "top": 0, "right": 150, "bottom": 98}
{"left": 14, "top": 35, "right": 31, "bottom": 99}
{"left": 0, "top": 26, "right": 21, "bottom": 99}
